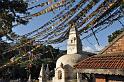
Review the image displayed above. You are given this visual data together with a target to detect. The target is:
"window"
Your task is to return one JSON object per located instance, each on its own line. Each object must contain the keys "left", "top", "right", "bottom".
{"left": 71, "top": 40, "right": 73, "bottom": 43}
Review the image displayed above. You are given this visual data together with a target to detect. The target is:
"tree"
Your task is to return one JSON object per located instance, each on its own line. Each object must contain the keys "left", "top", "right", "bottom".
{"left": 0, "top": 35, "right": 63, "bottom": 80}
{"left": 0, "top": 0, "right": 29, "bottom": 39}
{"left": 0, "top": 41, "right": 10, "bottom": 64}
{"left": 108, "top": 28, "right": 124, "bottom": 43}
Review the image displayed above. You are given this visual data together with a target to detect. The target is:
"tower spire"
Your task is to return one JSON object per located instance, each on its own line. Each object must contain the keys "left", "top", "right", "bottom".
{"left": 67, "top": 23, "right": 82, "bottom": 54}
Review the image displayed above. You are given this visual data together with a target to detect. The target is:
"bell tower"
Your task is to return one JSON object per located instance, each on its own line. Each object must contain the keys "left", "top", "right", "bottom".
{"left": 67, "top": 23, "right": 82, "bottom": 54}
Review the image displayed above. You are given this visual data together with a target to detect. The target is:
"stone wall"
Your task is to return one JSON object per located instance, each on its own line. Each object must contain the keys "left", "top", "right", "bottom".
{"left": 102, "top": 35, "right": 124, "bottom": 55}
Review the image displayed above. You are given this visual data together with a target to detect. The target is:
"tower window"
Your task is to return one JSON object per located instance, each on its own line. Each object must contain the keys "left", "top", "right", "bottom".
{"left": 74, "top": 37, "right": 76, "bottom": 42}
{"left": 71, "top": 40, "right": 73, "bottom": 43}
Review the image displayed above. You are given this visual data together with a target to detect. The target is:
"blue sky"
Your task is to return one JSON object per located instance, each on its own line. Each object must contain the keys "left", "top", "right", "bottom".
{"left": 12, "top": 0, "right": 124, "bottom": 52}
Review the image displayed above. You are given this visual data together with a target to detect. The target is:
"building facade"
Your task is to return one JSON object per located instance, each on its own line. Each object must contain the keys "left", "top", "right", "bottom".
{"left": 74, "top": 31, "right": 124, "bottom": 82}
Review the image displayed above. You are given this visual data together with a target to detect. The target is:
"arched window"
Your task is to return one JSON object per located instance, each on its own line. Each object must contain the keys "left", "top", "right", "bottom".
{"left": 58, "top": 70, "right": 62, "bottom": 79}
{"left": 74, "top": 37, "right": 76, "bottom": 43}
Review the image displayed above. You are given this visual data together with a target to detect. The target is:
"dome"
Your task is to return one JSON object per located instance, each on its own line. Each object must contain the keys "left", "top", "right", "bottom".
{"left": 56, "top": 54, "right": 83, "bottom": 68}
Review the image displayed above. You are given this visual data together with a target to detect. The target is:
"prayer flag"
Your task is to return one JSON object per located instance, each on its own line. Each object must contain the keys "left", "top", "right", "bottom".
{"left": 53, "top": 0, "right": 57, "bottom": 2}
{"left": 61, "top": 0, "right": 65, "bottom": 4}
{"left": 48, "top": 0, "right": 53, "bottom": 4}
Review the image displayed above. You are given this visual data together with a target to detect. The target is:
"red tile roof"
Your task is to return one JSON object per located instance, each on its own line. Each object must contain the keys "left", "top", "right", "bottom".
{"left": 74, "top": 31, "right": 124, "bottom": 69}
{"left": 74, "top": 53, "right": 124, "bottom": 69}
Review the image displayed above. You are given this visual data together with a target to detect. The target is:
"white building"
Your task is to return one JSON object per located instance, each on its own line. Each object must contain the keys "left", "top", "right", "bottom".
{"left": 38, "top": 24, "right": 94, "bottom": 82}
{"left": 52, "top": 24, "right": 90, "bottom": 82}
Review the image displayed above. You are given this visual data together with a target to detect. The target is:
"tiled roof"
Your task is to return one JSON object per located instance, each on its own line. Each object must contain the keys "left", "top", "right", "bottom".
{"left": 74, "top": 52, "right": 124, "bottom": 69}
{"left": 74, "top": 31, "right": 124, "bottom": 69}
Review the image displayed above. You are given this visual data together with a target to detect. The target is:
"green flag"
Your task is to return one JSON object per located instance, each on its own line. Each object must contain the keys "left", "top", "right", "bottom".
{"left": 53, "top": 0, "right": 57, "bottom": 2}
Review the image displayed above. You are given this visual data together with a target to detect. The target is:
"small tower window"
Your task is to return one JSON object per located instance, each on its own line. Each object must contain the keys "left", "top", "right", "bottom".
{"left": 74, "top": 37, "right": 76, "bottom": 42}
{"left": 71, "top": 40, "right": 73, "bottom": 43}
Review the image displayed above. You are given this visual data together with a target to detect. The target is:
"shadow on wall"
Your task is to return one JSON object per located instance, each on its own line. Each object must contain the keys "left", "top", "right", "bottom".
{"left": 64, "top": 64, "right": 73, "bottom": 79}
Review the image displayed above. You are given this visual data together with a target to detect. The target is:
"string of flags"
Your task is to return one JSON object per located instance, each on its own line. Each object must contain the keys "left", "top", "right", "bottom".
{"left": 36, "top": 0, "right": 97, "bottom": 41}
{"left": 22, "top": 1, "right": 75, "bottom": 37}
{"left": 1, "top": 11, "right": 123, "bottom": 70}
{"left": 24, "top": 0, "right": 75, "bottom": 19}
{"left": 38, "top": 0, "right": 122, "bottom": 43}
{"left": 1, "top": 6, "right": 123, "bottom": 69}
{"left": 28, "top": 0, "right": 40, "bottom": 5}
{"left": 23, "top": 9, "right": 66, "bottom": 37}
{"left": 23, "top": 0, "right": 88, "bottom": 38}
{"left": 78, "top": 0, "right": 121, "bottom": 33}
{"left": 1, "top": 0, "right": 112, "bottom": 54}
{"left": 0, "top": 44, "right": 43, "bottom": 70}
{"left": 27, "top": 0, "right": 66, "bottom": 10}
{"left": 1, "top": 0, "right": 123, "bottom": 63}
{"left": 28, "top": 0, "right": 63, "bottom": 5}
{"left": 81, "top": 8, "right": 123, "bottom": 40}
{"left": 27, "top": 0, "right": 90, "bottom": 40}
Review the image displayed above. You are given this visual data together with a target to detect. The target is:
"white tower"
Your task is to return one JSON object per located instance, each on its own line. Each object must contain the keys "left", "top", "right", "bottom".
{"left": 67, "top": 24, "right": 82, "bottom": 54}
{"left": 53, "top": 23, "right": 86, "bottom": 82}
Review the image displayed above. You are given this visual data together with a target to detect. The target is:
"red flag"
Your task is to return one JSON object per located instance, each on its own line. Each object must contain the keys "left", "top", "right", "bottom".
{"left": 61, "top": 0, "right": 65, "bottom": 4}
{"left": 48, "top": 0, "right": 52, "bottom": 4}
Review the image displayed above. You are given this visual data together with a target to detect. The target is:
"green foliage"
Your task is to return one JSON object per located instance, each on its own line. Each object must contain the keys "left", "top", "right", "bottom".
{"left": 0, "top": 41, "right": 11, "bottom": 64}
{"left": 0, "top": 38, "right": 61, "bottom": 79}
{"left": 121, "top": 0, "right": 124, "bottom": 8}
{"left": 108, "top": 28, "right": 124, "bottom": 43}
{"left": 0, "top": 0, "right": 29, "bottom": 38}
